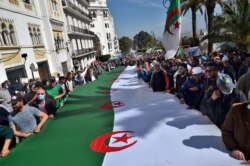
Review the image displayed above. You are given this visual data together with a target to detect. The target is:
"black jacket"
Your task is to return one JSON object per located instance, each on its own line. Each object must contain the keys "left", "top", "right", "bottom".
{"left": 200, "top": 88, "right": 247, "bottom": 128}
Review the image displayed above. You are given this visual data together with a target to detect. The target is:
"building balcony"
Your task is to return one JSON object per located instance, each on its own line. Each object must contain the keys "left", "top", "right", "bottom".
{"left": 67, "top": 25, "right": 95, "bottom": 37}
{"left": 9, "top": 0, "right": 19, "bottom": 6}
{"left": 72, "top": 48, "right": 96, "bottom": 58}
{"left": 78, "top": 0, "right": 90, "bottom": 8}
{"left": 24, "top": 2, "right": 33, "bottom": 11}
{"left": 62, "top": 0, "right": 92, "bottom": 22}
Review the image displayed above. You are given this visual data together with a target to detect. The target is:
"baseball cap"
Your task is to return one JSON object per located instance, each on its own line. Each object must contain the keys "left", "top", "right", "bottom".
{"left": 192, "top": 67, "right": 203, "bottom": 75}
{"left": 9, "top": 94, "right": 23, "bottom": 105}
{"left": 222, "top": 56, "right": 229, "bottom": 62}
{"left": 216, "top": 73, "right": 235, "bottom": 94}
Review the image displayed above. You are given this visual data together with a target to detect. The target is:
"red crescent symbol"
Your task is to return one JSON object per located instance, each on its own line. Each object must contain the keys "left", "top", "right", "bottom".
{"left": 101, "top": 89, "right": 109, "bottom": 94}
{"left": 100, "top": 101, "right": 125, "bottom": 110}
{"left": 165, "top": 8, "right": 181, "bottom": 35}
{"left": 90, "top": 131, "right": 137, "bottom": 153}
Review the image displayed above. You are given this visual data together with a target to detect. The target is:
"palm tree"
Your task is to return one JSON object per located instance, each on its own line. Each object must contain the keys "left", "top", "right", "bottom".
{"left": 200, "top": 0, "right": 224, "bottom": 53}
{"left": 181, "top": 0, "right": 202, "bottom": 39}
{"left": 223, "top": 0, "right": 250, "bottom": 49}
{"left": 201, "top": 0, "right": 250, "bottom": 51}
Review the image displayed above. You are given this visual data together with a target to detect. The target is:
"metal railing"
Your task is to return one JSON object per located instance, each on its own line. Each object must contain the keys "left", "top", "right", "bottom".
{"left": 62, "top": 0, "right": 92, "bottom": 20}
{"left": 68, "top": 25, "right": 95, "bottom": 35}
{"left": 72, "top": 48, "right": 95, "bottom": 56}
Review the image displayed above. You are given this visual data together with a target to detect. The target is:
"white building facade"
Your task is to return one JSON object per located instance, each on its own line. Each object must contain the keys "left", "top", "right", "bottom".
{"left": 39, "top": 0, "right": 72, "bottom": 77}
{"left": 0, "top": 0, "right": 98, "bottom": 84}
{"left": 62, "top": 0, "right": 96, "bottom": 70}
{"left": 0, "top": 0, "right": 51, "bottom": 83}
{"left": 89, "top": 0, "right": 119, "bottom": 56}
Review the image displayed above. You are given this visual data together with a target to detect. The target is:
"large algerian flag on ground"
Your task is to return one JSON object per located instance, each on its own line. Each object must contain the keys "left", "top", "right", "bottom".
{"left": 0, "top": 66, "right": 241, "bottom": 166}
{"left": 162, "top": 0, "right": 181, "bottom": 59}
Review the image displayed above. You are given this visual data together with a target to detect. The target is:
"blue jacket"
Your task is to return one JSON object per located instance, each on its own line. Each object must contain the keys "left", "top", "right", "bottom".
{"left": 179, "top": 78, "right": 205, "bottom": 107}
{"left": 138, "top": 69, "right": 150, "bottom": 83}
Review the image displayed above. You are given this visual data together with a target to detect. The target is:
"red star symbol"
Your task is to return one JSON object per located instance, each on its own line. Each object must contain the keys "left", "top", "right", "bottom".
{"left": 112, "top": 133, "right": 134, "bottom": 144}
{"left": 174, "top": 21, "right": 180, "bottom": 29}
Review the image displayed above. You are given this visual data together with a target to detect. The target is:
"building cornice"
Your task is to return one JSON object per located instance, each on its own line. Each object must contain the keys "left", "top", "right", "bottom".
{"left": 0, "top": 6, "right": 42, "bottom": 20}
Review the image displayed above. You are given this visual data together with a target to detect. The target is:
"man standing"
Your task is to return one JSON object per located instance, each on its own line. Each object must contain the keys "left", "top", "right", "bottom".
{"left": 237, "top": 54, "right": 250, "bottom": 98}
{"left": 0, "top": 97, "right": 13, "bottom": 157}
{"left": 46, "top": 78, "right": 65, "bottom": 109}
{"left": 34, "top": 88, "right": 57, "bottom": 118}
{"left": 200, "top": 73, "right": 246, "bottom": 128}
{"left": 9, "top": 95, "right": 48, "bottom": 137}
{"left": 150, "top": 62, "right": 169, "bottom": 92}
{"left": 0, "top": 85, "right": 12, "bottom": 112}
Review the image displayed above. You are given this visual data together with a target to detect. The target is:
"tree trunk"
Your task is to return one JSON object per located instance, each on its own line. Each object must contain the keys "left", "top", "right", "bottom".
{"left": 206, "top": 4, "right": 215, "bottom": 53}
{"left": 191, "top": 7, "right": 197, "bottom": 39}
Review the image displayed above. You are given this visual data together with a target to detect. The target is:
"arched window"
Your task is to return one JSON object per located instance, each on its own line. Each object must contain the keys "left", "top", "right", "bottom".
{"left": 33, "top": 27, "right": 37, "bottom": 45}
{"left": 9, "top": 24, "right": 17, "bottom": 45}
{"left": 29, "top": 26, "right": 34, "bottom": 45}
{"left": 37, "top": 28, "right": 41, "bottom": 45}
{"left": 56, "top": 33, "right": 61, "bottom": 49}
{"left": 37, "top": 28, "right": 43, "bottom": 45}
{"left": 1, "top": 23, "right": 9, "bottom": 45}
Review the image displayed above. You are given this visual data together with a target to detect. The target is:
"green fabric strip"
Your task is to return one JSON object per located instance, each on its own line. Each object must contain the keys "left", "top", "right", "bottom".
{"left": 0, "top": 67, "right": 124, "bottom": 166}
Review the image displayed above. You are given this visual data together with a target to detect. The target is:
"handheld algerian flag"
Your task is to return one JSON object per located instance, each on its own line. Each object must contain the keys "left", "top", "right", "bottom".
{"left": 162, "top": 0, "right": 181, "bottom": 59}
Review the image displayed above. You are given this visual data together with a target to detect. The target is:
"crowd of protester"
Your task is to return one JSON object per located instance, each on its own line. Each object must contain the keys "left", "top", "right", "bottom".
{"left": 134, "top": 50, "right": 250, "bottom": 162}
{"left": 0, "top": 50, "right": 250, "bottom": 163}
{"left": 0, "top": 60, "right": 121, "bottom": 157}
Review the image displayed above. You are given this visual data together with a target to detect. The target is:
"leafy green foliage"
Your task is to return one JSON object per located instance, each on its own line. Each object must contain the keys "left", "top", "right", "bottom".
{"left": 98, "top": 54, "right": 111, "bottom": 62}
{"left": 119, "top": 37, "right": 133, "bottom": 54}
{"left": 133, "top": 31, "right": 154, "bottom": 50}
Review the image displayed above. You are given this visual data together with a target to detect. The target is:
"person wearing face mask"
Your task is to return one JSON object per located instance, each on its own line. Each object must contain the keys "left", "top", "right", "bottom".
{"left": 34, "top": 88, "right": 57, "bottom": 118}
{"left": 222, "top": 90, "right": 250, "bottom": 163}
{"left": 200, "top": 73, "right": 247, "bottom": 128}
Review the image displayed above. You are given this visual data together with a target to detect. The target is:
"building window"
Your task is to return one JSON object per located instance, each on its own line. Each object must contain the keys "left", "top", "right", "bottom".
{"left": 103, "top": 11, "right": 108, "bottom": 18}
{"left": 90, "top": 24, "right": 94, "bottom": 28}
{"left": 28, "top": 24, "right": 43, "bottom": 46}
{"left": 106, "top": 33, "right": 111, "bottom": 40}
{"left": 54, "top": 32, "right": 64, "bottom": 51}
{"left": 1, "top": 23, "right": 9, "bottom": 45}
{"left": 52, "top": 0, "right": 59, "bottom": 11}
{"left": 108, "top": 43, "right": 112, "bottom": 50}
{"left": 9, "top": 24, "right": 17, "bottom": 45}
{"left": 105, "top": 23, "right": 109, "bottom": 28}
{"left": 92, "top": 11, "right": 97, "bottom": 18}
{"left": 23, "top": 0, "right": 30, "bottom": 4}
{"left": 0, "top": 22, "right": 18, "bottom": 46}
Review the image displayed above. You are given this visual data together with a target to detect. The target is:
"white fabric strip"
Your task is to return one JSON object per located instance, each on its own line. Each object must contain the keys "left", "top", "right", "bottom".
{"left": 102, "top": 66, "right": 240, "bottom": 166}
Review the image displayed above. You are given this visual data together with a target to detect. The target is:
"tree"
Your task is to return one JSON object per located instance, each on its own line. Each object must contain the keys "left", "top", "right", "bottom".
{"left": 133, "top": 31, "right": 154, "bottom": 50}
{"left": 181, "top": 0, "right": 202, "bottom": 39}
{"left": 222, "top": 0, "right": 250, "bottom": 49}
{"left": 201, "top": 0, "right": 250, "bottom": 51}
{"left": 119, "top": 37, "right": 133, "bottom": 54}
{"left": 200, "top": 0, "right": 224, "bottom": 53}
